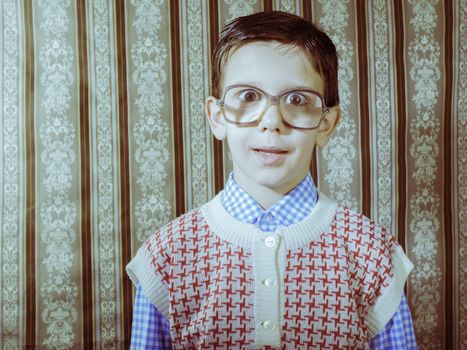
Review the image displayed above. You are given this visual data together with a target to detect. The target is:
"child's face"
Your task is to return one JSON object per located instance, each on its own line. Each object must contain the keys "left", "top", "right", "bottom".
{"left": 206, "top": 41, "right": 339, "bottom": 194}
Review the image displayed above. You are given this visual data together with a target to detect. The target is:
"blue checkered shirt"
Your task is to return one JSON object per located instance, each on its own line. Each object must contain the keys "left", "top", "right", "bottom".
{"left": 130, "top": 172, "right": 418, "bottom": 349}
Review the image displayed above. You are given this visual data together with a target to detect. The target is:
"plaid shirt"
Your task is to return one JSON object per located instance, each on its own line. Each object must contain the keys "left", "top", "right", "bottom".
{"left": 130, "top": 172, "right": 418, "bottom": 349}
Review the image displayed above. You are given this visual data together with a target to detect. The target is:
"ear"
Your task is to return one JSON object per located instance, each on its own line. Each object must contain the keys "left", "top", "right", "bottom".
{"left": 316, "top": 106, "right": 341, "bottom": 148}
{"left": 205, "top": 96, "right": 226, "bottom": 140}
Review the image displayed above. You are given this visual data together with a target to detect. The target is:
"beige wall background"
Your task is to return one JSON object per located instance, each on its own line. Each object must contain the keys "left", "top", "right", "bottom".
{"left": 0, "top": 0, "right": 465, "bottom": 348}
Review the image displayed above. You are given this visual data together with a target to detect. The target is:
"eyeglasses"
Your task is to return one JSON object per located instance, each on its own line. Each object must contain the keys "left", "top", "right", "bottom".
{"left": 217, "top": 84, "right": 330, "bottom": 130}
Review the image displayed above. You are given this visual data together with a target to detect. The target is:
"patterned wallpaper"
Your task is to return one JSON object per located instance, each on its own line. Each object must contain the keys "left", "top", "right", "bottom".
{"left": 0, "top": 0, "right": 465, "bottom": 349}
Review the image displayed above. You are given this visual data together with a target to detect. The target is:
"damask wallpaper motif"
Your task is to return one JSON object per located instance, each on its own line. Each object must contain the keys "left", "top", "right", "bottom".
{"left": 0, "top": 0, "right": 465, "bottom": 349}
{"left": 407, "top": 1, "right": 443, "bottom": 348}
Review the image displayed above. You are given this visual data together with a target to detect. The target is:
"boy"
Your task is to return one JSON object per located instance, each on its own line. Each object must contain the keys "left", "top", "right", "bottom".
{"left": 127, "top": 11, "right": 417, "bottom": 349}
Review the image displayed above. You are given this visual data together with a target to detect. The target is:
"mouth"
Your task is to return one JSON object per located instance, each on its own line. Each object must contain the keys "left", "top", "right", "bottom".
{"left": 252, "top": 146, "right": 289, "bottom": 165}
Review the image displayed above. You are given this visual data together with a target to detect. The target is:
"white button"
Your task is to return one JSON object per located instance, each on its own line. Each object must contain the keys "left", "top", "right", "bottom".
{"left": 264, "top": 236, "right": 277, "bottom": 247}
{"left": 265, "top": 213, "right": 273, "bottom": 221}
{"left": 264, "top": 278, "right": 277, "bottom": 288}
{"left": 261, "top": 320, "right": 276, "bottom": 331}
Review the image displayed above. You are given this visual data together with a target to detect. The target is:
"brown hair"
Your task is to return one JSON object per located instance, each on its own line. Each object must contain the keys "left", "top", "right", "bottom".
{"left": 211, "top": 11, "right": 339, "bottom": 107}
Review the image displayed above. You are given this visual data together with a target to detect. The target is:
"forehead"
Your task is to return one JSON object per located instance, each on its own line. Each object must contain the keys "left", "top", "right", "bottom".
{"left": 221, "top": 41, "right": 323, "bottom": 94}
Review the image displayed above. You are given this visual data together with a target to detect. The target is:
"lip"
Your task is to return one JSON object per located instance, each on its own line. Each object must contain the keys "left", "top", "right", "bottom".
{"left": 252, "top": 146, "right": 289, "bottom": 165}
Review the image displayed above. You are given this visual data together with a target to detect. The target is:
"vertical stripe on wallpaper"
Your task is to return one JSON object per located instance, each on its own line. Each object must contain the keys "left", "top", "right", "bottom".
{"left": 88, "top": 0, "right": 122, "bottom": 346}
{"left": 301, "top": 0, "right": 312, "bottom": 20}
{"left": 114, "top": 0, "right": 132, "bottom": 345}
{"left": 221, "top": 0, "right": 260, "bottom": 24}
{"left": 1, "top": 0, "right": 23, "bottom": 348}
{"left": 443, "top": 1, "right": 454, "bottom": 349}
{"left": 273, "top": 0, "right": 300, "bottom": 14}
{"left": 392, "top": 0, "right": 408, "bottom": 249}
{"left": 35, "top": 0, "right": 80, "bottom": 348}
{"left": 317, "top": 0, "right": 359, "bottom": 210}
{"left": 366, "top": 0, "right": 397, "bottom": 233}
{"left": 263, "top": 0, "right": 273, "bottom": 11}
{"left": 128, "top": 0, "right": 172, "bottom": 242}
{"left": 76, "top": 0, "right": 93, "bottom": 348}
{"left": 455, "top": 0, "right": 467, "bottom": 347}
{"left": 169, "top": 0, "right": 186, "bottom": 215}
{"left": 355, "top": 0, "right": 371, "bottom": 218}
{"left": 406, "top": 0, "right": 443, "bottom": 348}
{"left": 181, "top": 0, "right": 212, "bottom": 209}
{"left": 208, "top": 0, "right": 225, "bottom": 195}
{"left": 24, "top": 0, "right": 35, "bottom": 347}
{"left": 0, "top": 7, "right": 2, "bottom": 347}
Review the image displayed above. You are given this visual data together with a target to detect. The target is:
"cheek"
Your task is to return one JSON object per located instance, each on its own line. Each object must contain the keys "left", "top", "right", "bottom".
{"left": 294, "top": 137, "right": 316, "bottom": 159}
{"left": 225, "top": 130, "right": 249, "bottom": 156}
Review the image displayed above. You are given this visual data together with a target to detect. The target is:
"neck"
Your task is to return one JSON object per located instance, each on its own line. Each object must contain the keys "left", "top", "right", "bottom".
{"left": 232, "top": 169, "right": 307, "bottom": 210}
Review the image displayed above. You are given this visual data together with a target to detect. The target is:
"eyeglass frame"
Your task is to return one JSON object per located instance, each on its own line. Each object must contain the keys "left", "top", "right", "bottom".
{"left": 216, "top": 84, "right": 330, "bottom": 130}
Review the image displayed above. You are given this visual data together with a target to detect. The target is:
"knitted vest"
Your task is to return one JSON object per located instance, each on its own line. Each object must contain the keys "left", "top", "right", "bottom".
{"left": 127, "top": 193, "right": 413, "bottom": 350}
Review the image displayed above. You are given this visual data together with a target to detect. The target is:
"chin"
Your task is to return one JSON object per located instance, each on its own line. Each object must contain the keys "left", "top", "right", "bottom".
{"left": 251, "top": 171, "right": 293, "bottom": 190}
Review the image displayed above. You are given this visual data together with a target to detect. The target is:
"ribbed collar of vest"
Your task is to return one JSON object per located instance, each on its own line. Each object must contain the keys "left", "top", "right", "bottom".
{"left": 201, "top": 191, "right": 339, "bottom": 250}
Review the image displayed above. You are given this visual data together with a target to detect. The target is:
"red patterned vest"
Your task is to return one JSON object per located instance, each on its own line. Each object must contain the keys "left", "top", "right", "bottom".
{"left": 127, "top": 193, "right": 413, "bottom": 350}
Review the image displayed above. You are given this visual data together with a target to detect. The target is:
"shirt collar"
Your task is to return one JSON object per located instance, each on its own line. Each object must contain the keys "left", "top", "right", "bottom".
{"left": 221, "top": 171, "right": 318, "bottom": 228}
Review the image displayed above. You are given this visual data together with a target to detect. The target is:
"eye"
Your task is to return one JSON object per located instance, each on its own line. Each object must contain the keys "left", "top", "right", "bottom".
{"left": 238, "top": 89, "right": 261, "bottom": 102}
{"left": 285, "top": 93, "right": 307, "bottom": 106}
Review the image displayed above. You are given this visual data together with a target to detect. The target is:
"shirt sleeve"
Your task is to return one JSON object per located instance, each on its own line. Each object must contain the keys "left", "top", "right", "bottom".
{"left": 369, "top": 293, "right": 418, "bottom": 350}
{"left": 130, "top": 284, "right": 173, "bottom": 350}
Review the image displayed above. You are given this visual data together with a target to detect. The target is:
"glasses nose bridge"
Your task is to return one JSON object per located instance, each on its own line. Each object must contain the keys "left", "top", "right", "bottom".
{"left": 265, "top": 92, "right": 281, "bottom": 107}
{"left": 262, "top": 93, "right": 282, "bottom": 115}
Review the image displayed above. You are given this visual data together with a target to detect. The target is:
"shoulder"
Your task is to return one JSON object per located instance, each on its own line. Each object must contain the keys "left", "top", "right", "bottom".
{"left": 334, "top": 206, "right": 383, "bottom": 229}
{"left": 332, "top": 206, "right": 397, "bottom": 266}
{"left": 333, "top": 206, "right": 391, "bottom": 241}
{"left": 145, "top": 206, "right": 208, "bottom": 252}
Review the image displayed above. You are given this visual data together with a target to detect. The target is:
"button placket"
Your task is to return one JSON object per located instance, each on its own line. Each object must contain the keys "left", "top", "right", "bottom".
{"left": 252, "top": 233, "right": 281, "bottom": 346}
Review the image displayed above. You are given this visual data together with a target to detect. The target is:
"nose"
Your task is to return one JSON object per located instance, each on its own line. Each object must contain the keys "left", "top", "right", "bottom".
{"left": 257, "top": 103, "right": 285, "bottom": 133}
